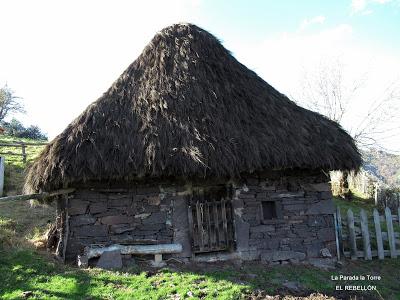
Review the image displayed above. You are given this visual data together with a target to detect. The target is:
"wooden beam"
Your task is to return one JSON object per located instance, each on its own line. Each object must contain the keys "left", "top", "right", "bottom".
{"left": 0, "top": 188, "right": 75, "bottom": 202}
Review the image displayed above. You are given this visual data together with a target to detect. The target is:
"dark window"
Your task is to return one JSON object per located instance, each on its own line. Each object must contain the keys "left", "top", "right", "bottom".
{"left": 262, "top": 201, "right": 277, "bottom": 220}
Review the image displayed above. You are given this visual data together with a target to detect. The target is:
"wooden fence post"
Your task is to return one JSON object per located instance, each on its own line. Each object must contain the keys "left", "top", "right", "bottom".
{"left": 373, "top": 209, "right": 384, "bottom": 260}
{"left": 336, "top": 207, "right": 343, "bottom": 254}
{"left": 334, "top": 212, "right": 341, "bottom": 261}
{"left": 21, "top": 143, "right": 26, "bottom": 163}
{"left": 0, "top": 156, "right": 4, "bottom": 197}
{"left": 385, "top": 207, "right": 397, "bottom": 258}
{"left": 347, "top": 209, "right": 357, "bottom": 260}
{"left": 360, "top": 209, "right": 372, "bottom": 260}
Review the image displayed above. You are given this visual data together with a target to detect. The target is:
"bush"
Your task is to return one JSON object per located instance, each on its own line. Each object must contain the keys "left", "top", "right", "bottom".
{"left": 1, "top": 118, "right": 47, "bottom": 141}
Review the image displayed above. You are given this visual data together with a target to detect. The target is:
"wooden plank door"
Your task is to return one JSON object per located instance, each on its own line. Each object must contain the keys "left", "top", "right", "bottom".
{"left": 189, "top": 187, "right": 235, "bottom": 253}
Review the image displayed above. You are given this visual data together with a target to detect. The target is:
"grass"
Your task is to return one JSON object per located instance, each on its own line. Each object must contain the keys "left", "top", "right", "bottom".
{"left": 0, "top": 135, "right": 47, "bottom": 195}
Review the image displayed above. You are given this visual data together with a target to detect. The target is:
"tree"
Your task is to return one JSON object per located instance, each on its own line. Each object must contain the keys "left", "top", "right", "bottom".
{"left": 293, "top": 58, "right": 400, "bottom": 199}
{"left": 1, "top": 118, "right": 48, "bottom": 140}
{"left": 293, "top": 58, "right": 400, "bottom": 152}
{"left": 0, "top": 85, "right": 25, "bottom": 122}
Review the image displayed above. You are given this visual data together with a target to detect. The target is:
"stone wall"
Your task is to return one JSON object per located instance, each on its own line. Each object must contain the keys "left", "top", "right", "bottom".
{"left": 62, "top": 172, "right": 336, "bottom": 264}
{"left": 232, "top": 175, "right": 336, "bottom": 264}
{"left": 65, "top": 184, "right": 189, "bottom": 260}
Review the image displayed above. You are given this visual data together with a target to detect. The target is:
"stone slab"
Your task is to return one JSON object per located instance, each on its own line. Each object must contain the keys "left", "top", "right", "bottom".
{"left": 97, "top": 250, "right": 123, "bottom": 270}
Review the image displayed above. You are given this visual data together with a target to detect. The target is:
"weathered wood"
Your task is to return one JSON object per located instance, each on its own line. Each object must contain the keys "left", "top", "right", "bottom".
{"left": 373, "top": 209, "right": 385, "bottom": 260}
{"left": 62, "top": 196, "right": 70, "bottom": 262}
{"left": 398, "top": 207, "right": 400, "bottom": 227}
{"left": 0, "top": 157, "right": 4, "bottom": 197}
{"left": 206, "top": 202, "right": 212, "bottom": 249}
{"left": 0, "top": 188, "right": 75, "bottom": 202}
{"left": 21, "top": 144, "right": 26, "bottom": 163}
{"left": 195, "top": 202, "right": 204, "bottom": 251}
{"left": 85, "top": 243, "right": 183, "bottom": 259}
{"left": 221, "top": 199, "right": 228, "bottom": 246}
{"left": 333, "top": 213, "right": 340, "bottom": 260}
{"left": 385, "top": 207, "right": 397, "bottom": 258}
{"left": 347, "top": 209, "right": 357, "bottom": 260}
{"left": 336, "top": 207, "right": 343, "bottom": 254}
{"left": 187, "top": 202, "right": 194, "bottom": 257}
{"left": 213, "top": 201, "right": 220, "bottom": 246}
{"left": 360, "top": 209, "right": 372, "bottom": 260}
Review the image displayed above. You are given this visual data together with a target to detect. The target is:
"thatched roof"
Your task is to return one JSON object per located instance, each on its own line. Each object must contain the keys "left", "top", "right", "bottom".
{"left": 25, "top": 23, "right": 361, "bottom": 192}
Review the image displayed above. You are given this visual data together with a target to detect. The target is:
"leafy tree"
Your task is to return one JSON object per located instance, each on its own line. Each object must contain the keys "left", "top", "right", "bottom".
{"left": 1, "top": 118, "right": 48, "bottom": 140}
{"left": 0, "top": 85, "right": 25, "bottom": 122}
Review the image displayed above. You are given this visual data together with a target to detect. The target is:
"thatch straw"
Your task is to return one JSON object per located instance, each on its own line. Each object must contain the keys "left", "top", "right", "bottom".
{"left": 24, "top": 23, "right": 361, "bottom": 192}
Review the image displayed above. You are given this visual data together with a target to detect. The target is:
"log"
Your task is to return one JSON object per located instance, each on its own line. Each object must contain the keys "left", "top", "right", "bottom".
{"left": 0, "top": 188, "right": 75, "bottom": 202}
{"left": 84, "top": 243, "right": 183, "bottom": 260}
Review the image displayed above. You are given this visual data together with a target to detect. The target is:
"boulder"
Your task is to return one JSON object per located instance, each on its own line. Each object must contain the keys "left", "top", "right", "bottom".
{"left": 96, "top": 250, "right": 122, "bottom": 270}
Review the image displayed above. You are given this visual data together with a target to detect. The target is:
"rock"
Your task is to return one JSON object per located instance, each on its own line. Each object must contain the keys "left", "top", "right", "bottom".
{"left": 90, "top": 202, "right": 107, "bottom": 214}
{"left": 147, "top": 196, "right": 161, "bottom": 205}
{"left": 261, "top": 251, "right": 306, "bottom": 263}
{"left": 97, "top": 250, "right": 123, "bottom": 270}
{"left": 317, "top": 228, "right": 335, "bottom": 242}
{"left": 100, "top": 215, "right": 134, "bottom": 225}
{"left": 282, "top": 281, "right": 304, "bottom": 293}
{"left": 320, "top": 248, "right": 332, "bottom": 258}
{"left": 74, "top": 225, "right": 108, "bottom": 237}
{"left": 306, "top": 201, "right": 335, "bottom": 215}
{"left": 250, "top": 225, "right": 275, "bottom": 233}
{"left": 69, "top": 215, "right": 96, "bottom": 227}
{"left": 68, "top": 200, "right": 89, "bottom": 215}
{"left": 134, "top": 213, "right": 151, "bottom": 219}
{"left": 21, "top": 291, "right": 33, "bottom": 298}
{"left": 308, "top": 258, "right": 336, "bottom": 270}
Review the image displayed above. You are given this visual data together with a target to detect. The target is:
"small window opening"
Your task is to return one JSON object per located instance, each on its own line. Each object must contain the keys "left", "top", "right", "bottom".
{"left": 262, "top": 201, "right": 277, "bottom": 220}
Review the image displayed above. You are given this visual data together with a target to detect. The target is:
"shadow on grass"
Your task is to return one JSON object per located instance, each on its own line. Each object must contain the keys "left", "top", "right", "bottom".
{"left": 1, "top": 249, "right": 395, "bottom": 300}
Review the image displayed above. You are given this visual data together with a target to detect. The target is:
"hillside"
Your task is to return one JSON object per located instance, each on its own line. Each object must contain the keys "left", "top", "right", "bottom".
{"left": 0, "top": 136, "right": 47, "bottom": 195}
{"left": 362, "top": 148, "right": 400, "bottom": 186}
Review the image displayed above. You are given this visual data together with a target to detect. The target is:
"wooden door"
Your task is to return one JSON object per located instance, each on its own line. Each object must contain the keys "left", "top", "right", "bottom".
{"left": 188, "top": 186, "right": 235, "bottom": 253}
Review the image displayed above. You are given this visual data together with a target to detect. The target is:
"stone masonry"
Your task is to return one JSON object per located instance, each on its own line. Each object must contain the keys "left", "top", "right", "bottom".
{"left": 62, "top": 172, "right": 336, "bottom": 264}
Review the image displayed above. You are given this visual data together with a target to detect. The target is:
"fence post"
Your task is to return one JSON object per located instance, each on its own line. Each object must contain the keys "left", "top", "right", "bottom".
{"left": 334, "top": 212, "right": 341, "bottom": 261}
{"left": 347, "top": 209, "right": 357, "bottom": 260}
{"left": 21, "top": 143, "right": 26, "bottom": 164}
{"left": 373, "top": 209, "right": 384, "bottom": 260}
{"left": 336, "top": 207, "right": 343, "bottom": 254}
{"left": 360, "top": 209, "right": 372, "bottom": 260}
{"left": 385, "top": 207, "right": 397, "bottom": 258}
{"left": 374, "top": 183, "right": 379, "bottom": 206}
{"left": 0, "top": 156, "right": 4, "bottom": 197}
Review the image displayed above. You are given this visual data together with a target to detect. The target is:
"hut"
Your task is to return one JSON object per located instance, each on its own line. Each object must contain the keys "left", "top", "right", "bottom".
{"left": 24, "top": 23, "right": 361, "bottom": 266}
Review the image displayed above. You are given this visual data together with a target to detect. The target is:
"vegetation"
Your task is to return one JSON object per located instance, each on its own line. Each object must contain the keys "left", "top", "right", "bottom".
{"left": 1, "top": 136, "right": 46, "bottom": 195}
{"left": 1, "top": 118, "right": 48, "bottom": 141}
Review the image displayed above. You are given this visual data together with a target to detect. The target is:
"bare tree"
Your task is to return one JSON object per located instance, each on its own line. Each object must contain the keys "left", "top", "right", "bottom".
{"left": 293, "top": 58, "right": 400, "bottom": 152}
{"left": 0, "top": 85, "right": 25, "bottom": 122}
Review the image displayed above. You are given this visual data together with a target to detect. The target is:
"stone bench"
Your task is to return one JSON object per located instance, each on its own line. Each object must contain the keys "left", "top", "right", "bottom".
{"left": 78, "top": 243, "right": 183, "bottom": 268}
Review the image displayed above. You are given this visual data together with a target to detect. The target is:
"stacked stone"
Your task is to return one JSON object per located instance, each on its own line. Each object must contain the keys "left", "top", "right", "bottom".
{"left": 232, "top": 176, "right": 336, "bottom": 264}
{"left": 65, "top": 185, "right": 176, "bottom": 260}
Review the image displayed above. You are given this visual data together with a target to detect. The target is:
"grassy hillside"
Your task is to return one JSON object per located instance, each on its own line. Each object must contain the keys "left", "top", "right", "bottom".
{"left": 0, "top": 135, "right": 46, "bottom": 195}
{"left": 363, "top": 148, "right": 400, "bottom": 186}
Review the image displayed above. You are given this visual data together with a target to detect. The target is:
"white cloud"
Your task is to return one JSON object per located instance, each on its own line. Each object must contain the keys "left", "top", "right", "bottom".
{"left": 299, "top": 15, "right": 326, "bottom": 30}
{"left": 352, "top": 0, "right": 367, "bottom": 12}
{"left": 351, "top": 0, "right": 393, "bottom": 14}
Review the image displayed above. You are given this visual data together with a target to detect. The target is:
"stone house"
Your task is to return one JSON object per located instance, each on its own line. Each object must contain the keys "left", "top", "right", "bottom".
{"left": 24, "top": 23, "right": 361, "bottom": 265}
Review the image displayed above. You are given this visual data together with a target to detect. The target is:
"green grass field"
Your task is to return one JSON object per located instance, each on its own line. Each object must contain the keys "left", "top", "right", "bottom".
{"left": 0, "top": 135, "right": 46, "bottom": 195}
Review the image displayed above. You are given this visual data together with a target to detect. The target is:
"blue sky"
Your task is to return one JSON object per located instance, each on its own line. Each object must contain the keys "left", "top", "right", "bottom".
{"left": 0, "top": 0, "right": 399, "bottom": 150}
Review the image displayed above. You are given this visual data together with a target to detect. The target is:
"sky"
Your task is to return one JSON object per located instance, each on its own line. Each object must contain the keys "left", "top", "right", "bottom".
{"left": 1, "top": 0, "right": 399, "bottom": 151}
